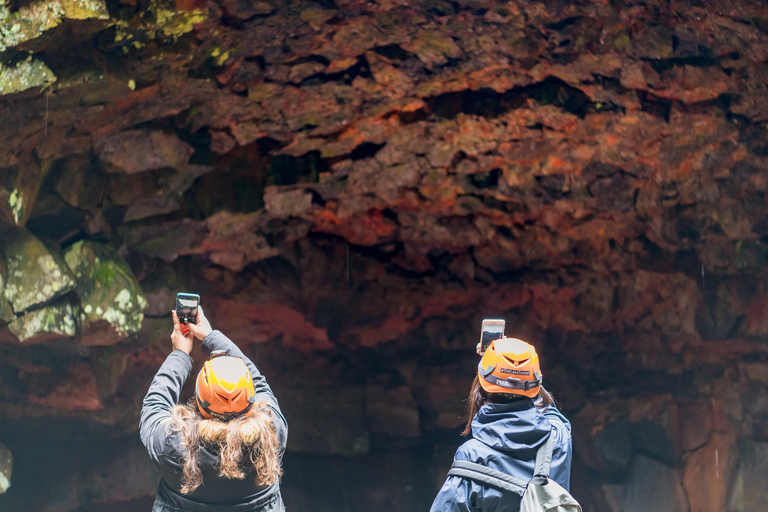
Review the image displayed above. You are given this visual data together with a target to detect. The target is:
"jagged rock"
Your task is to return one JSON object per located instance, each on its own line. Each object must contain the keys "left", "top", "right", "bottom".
{"left": 63, "top": 240, "right": 147, "bottom": 346}
{"left": 53, "top": 159, "right": 107, "bottom": 211}
{"left": 123, "top": 165, "right": 213, "bottom": 222}
{"left": 0, "top": 0, "right": 109, "bottom": 53}
{"left": 0, "top": 58, "right": 56, "bottom": 96}
{"left": 208, "top": 298, "right": 332, "bottom": 351}
{"left": 1, "top": 228, "right": 75, "bottom": 313}
{"left": 0, "top": 443, "right": 10, "bottom": 494}
{"left": 365, "top": 385, "right": 420, "bottom": 438}
{"left": 7, "top": 299, "right": 76, "bottom": 343}
{"left": 123, "top": 218, "right": 209, "bottom": 262}
{"left": 95, "top": 130, "right": 194, "bottom": 174}
{"left": 1, "top": 158, "right": 54, "bottom": 226}
{"left": 622, "top": 455, "right": 690, "bottom": 512}
{"left": 280, "top": 386, "right": 369, "bottom": 456}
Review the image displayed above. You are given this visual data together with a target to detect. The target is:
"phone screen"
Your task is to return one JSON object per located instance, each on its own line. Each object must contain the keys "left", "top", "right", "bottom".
{"left": 176, "top": 294, "right": 200, "bottom": 324}
{"left": 480, "top": 319, "right": 505, "bottom": 353}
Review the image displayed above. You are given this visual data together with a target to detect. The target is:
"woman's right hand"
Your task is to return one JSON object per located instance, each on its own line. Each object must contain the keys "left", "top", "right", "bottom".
{"left": 187, "top": 305, "right": 213, "bottom": 341}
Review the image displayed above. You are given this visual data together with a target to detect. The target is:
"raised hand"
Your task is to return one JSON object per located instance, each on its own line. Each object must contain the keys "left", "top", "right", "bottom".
{"left": 171, "top": 310, "right": 194, "bottom": 355}
{"left": 186, "top": 305, "right": 213, "bottom": 341}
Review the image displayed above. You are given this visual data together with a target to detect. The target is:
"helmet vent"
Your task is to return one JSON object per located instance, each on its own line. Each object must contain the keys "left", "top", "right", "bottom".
{"left": 501, "top": 354, "right": 530, "bottom": 367}
{"left": 215, "top": 392, "right": 230, "bottom": 403}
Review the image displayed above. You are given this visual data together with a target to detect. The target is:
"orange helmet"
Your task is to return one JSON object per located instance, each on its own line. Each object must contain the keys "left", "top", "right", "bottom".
{"left": 478, "top": 338, "right": 542, "bottom": 398}
{"left": 196, "top": 353, "right": 256, "bottom": 421}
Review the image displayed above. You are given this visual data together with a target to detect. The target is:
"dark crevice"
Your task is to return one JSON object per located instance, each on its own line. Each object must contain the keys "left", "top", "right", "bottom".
{"left": 350, "top": 142, "right": 385, "bottom": 161}
{"left": 427, "top": 77, "right": 592, "bottom": 120}
{"left": 372, "top": 44, "right": 415, "bottom": 61}
{"left": 546, "top": 16, "right": 583, "bottom": 30}
{"left": 468, "top": 169, "right": 500, "bottom": 189}
{"left": 269, "top": 151, "right": 327, "bottom": 186}
{"left": 638, "top": 90, "right": 672, "bottom": 122}
{"left": 646, "top": 55, "right": 722, "bottom": 73}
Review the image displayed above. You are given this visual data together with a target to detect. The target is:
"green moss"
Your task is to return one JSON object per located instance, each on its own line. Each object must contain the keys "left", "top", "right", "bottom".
{"left": 8, "top": 301, "right": 76, "bottom": 342}
{"left": 0, "top": 58, "right": 56, "bottom": 96}
{"left": 612, "top": 32, "right": 631, "bottom": 51}
{"left": 0, "top": 0, "right": 108, "bottom": 52}
{"left": 92, "top": 261, "right": 117, "bottom": 287}
{"left": 153, "top": 5, "right": 206, "bottom": 39}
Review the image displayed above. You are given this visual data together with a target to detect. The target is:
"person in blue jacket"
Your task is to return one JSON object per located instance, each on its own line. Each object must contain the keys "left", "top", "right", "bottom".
{"left": 431, "top": 337, "right": 572, "bottom": 512}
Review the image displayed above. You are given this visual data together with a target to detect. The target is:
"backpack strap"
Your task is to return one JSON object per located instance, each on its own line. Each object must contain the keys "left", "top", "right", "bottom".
{"left": 532, "top": 428, "right": 555, "bottom": 480}
{"left": 448, "top": 460, "right": 528, "bottom": 496}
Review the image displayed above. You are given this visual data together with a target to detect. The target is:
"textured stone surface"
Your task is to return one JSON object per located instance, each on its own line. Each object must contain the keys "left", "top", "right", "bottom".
{"left": 7, "top": 299, "right": 76, "bottom": 343}
{"left": 63, "top": 241, "right": 147, "bottom": 345}
{"left": 2, "top": 229, "right": 74, "bottom": 313}
{"left": 2, "top": 0, "right": 768, "bottom": 511}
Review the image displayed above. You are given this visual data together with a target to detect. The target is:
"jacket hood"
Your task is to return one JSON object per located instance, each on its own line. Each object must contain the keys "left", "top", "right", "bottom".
{"left": 471, "top": 399, "right": 551, "bottom": 453}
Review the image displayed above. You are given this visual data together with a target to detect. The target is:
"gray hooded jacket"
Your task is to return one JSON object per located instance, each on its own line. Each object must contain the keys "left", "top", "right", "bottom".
{"left": 431, "top": 398, "right": 572, "bottom": 512}
{"left": 140, "top": 330, "right": 288, "bottom": 512}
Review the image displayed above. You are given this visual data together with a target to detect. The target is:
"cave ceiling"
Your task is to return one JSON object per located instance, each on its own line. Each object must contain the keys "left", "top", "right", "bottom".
{"left": 2, "top": 0, "right": 768, "bottom": 509}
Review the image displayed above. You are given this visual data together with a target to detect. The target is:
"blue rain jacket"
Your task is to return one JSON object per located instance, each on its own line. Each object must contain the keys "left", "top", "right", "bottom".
{"left": 430, "top": 398, "right": 572, "bottom": 512}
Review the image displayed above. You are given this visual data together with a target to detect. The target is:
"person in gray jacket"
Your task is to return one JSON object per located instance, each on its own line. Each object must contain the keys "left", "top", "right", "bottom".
{"left": 140, "top": 306, "right": 287, "bottom": 512}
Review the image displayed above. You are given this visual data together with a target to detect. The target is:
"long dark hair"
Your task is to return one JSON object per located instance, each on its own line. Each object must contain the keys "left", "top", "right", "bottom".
{"left": 461, "top": 375, "right": 556, "bottom": 437}
{"left": 167, "top": 400, "right": 282, "bottom": 494}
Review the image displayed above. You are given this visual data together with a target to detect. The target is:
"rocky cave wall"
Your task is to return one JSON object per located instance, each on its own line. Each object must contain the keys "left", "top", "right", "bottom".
{"left": 2, "top": 0, "right": 768, "bottom": 510}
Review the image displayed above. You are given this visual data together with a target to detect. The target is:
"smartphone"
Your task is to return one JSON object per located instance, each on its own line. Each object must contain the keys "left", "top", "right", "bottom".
{"left": 176, "top": 293, "right": 200, "bottom": 324}
{"left": 479, "top": 319, "right": 505, "bottom": 354}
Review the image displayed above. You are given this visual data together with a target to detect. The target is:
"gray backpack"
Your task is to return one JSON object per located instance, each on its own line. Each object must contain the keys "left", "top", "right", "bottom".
{"left": 447, "top": 430, "right": 581, "bottom": 512}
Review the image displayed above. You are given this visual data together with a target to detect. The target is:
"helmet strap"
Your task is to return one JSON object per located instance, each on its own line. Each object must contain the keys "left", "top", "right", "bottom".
{"left": 478, "top": 362, "right": 542, "bottom": 392}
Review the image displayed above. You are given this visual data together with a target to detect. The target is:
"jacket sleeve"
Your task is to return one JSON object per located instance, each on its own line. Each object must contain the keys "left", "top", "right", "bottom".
{"left": 139, "top": 349, "right": 193, "bottom": 460}
{"left": 430, "top": 476, "right": 472, "bottom": 512}
{"left": 202, "top": 330, "right": 288, "bottom": 452}
{"left": 543, "top": 406, "right": 573, "bottom": 491}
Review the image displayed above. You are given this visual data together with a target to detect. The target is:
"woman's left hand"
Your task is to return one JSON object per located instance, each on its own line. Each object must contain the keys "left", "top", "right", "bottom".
{"left": 171, "top": 310, "right": 194, "bottom": 355}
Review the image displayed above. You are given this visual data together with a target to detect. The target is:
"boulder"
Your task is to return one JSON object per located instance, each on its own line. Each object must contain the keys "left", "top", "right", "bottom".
{"left": 365, "top": 385, "right": 421, "bottom": 438}
{"left": 0, "top": 443, "right": 10, "bottom": 494}
{"left": 53, "top": 158, "right": 108, "bottom": 211}
{"left": 7, "top": 300, "right": 76, "bottom": 343}
{"left": 622, "top": 455, "right": 690, "bottom": 512}
{"left": 123, "top": 165, "right": 213, "bottom": 222}
{"left": 63, "top": 241, "right": 148, "bottom": 346}
{"left": 1, "top": 228, "right": 75, "bottom": 313}
{"left": 279, "top": 385, "right": 369, "bottom": 456}
{"left": 95, "top": 130, "right": 194, "bottom": 174}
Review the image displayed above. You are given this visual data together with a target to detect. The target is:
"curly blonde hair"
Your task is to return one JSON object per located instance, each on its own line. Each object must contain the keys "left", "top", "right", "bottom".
{"left": 167, "top": 400, "right": 282, "bottom": 494}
